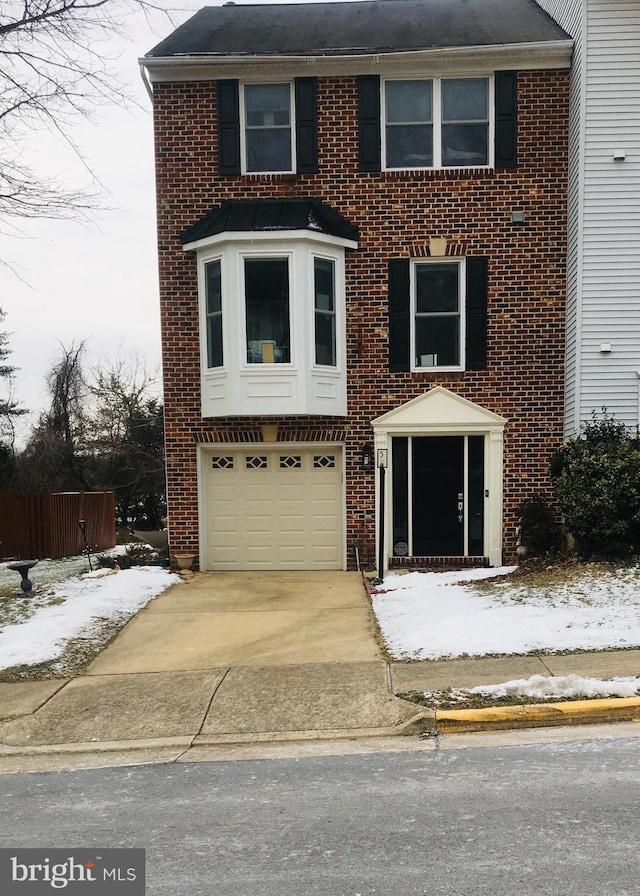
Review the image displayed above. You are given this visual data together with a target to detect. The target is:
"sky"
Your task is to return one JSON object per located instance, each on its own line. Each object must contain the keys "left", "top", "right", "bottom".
{"left": 2, "top": 559, "right": 640, "bottom": 702}
{"left": 0, "top": 0, "right": 331, "bottom": 446}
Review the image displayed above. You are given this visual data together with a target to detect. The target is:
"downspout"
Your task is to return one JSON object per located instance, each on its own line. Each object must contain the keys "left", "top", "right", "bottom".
{"left": 139, "top": 64, "right": 153, "bottom": 103}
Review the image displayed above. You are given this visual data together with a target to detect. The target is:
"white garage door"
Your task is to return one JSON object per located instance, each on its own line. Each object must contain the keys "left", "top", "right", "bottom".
{"left": 202, "top": 447, "right": 344, "bottom": 570}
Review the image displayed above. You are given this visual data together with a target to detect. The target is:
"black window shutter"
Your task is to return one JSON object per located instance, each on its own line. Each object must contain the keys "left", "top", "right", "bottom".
{"left": 465, "top": 257, "right": 489, "bottom": 370}
{"left": 358, "top": 75, "right": 381, "bottom": 172}
{"left": 389, "top": 259, "right": 410, "bottom": 371}
{"left": 217, "top": 79, "right": 241, "bottom": 175}
{"left": 295, "top": 77, "right": 318, "bottom": 174}
{"left": 494, "top": 71, "right": 517, "bottom": 169}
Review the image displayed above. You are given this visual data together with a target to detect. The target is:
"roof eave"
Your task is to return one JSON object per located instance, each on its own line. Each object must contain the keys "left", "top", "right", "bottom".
{"left": 182, "top": 230, "right": 359, "bottom": 253}
{"left": 141, "top": 40, "right": 574, "bottom": 83}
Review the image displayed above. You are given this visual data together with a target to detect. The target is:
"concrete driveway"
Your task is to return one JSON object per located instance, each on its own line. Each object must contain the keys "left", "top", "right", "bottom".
{"left": 86, "top": 571, "right": 382, "bottom": 675}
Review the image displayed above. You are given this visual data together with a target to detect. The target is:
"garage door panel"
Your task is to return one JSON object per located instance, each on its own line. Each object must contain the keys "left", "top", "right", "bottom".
{"left": 204, "top": 446, "right": 343, "bottom": 570}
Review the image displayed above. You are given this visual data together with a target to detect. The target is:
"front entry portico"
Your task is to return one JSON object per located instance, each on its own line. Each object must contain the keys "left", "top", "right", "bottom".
{"left": 372, "top": 387, "right": 506, "bottom": 569}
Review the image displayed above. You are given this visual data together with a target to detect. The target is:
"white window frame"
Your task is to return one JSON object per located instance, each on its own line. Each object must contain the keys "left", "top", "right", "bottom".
{"left": 192, "top": 230, "right": 354, "bottom": 417}
{"left": 204, "top": 256, "right": 224, "bottom": 369}
{"left": 240, "top": 81, "right": 295, "bottom": 175}
{"left": 382, "top": 76, "right": 493, "bottom": 171}
{"left": 410, "top": 258, "right": 466, "bottom": 373}
{"left": 240, "top": 250, "right": 294, "bottom": 366}
{"left": 312, "top": 254, "right": 337, "bottom": 368}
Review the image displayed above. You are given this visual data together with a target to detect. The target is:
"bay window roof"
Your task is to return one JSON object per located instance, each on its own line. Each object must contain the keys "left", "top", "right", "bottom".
{"left": 181, "top": 199, "right": 359, "bottom": 247}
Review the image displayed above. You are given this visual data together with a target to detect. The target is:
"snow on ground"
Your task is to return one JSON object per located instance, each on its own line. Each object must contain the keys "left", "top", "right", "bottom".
{"left": 371, "top": 565, "right": 640, "bottom": 660}
{"left": 0, "top": 559, "right": 181, "bottom": 670}
{"left": 464, "top": 674, "right": 640, "bottom": 701}
{"left": 422, "top": 674, "right": 640, "bottom": 706}
{"left": 371, "top": 565, "right": 640, "bottom": 701}
{"left": 3, "top": 557, "right": 640, "bottom": 703}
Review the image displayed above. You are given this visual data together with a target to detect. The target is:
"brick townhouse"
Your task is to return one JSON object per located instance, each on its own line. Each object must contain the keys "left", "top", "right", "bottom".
{"left": 141, "top": 0, "right": 572, "bottom": 572}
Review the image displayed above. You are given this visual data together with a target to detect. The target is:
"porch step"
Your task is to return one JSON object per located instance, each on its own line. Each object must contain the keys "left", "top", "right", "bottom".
{"left": 389, "top": 556, "right": 491, "bottom": 571}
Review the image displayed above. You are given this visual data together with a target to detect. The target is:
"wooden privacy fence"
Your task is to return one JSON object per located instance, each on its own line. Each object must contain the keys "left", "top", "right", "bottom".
{"left": 0, "top": 492, "right": 116, "bottom": 561}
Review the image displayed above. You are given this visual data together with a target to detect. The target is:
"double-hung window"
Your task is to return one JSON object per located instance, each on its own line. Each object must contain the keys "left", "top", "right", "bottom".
{"left": 389, "top": 256, "right": 488, "bottom": 373}
{"left": 441, "top": 78, "right": 489, "bottom": 166}
{"left": 412, "top": 260, "right": 464, "bottom": 370}
{"left": 218, "top": 79, "right": 318, "bottom": 176}
{"left": 385, "top": 80, "right": 433, "bottom": 168}
{"left": 383, "top": 77, "right": 490, "bottom": 170}
{"left": 243, "top": 83, "right": 293, "bottom": 173}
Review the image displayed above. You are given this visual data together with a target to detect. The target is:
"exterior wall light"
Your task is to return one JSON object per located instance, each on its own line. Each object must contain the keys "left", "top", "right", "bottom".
{"left": 361, "top": 444, "right": 374, "bottom": 471}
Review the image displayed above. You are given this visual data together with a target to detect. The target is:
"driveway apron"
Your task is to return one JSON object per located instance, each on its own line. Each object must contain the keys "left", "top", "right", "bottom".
{"left": 86, "top": 571, "right": 382, "bottom": 674}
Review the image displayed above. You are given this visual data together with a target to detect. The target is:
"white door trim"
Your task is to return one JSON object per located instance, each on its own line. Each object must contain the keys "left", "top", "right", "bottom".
{"left": 372, "top": 387, "right": 506, "bottom": 568}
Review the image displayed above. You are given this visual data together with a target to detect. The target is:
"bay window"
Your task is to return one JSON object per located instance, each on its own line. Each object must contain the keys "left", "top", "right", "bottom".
{"left": 194, "top": 236, "right": 352, "bottom": 416}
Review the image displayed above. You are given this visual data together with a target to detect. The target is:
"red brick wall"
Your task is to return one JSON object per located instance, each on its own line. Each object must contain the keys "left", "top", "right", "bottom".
{"left": 153, "top": 70, "right": 569, "bottom": 568}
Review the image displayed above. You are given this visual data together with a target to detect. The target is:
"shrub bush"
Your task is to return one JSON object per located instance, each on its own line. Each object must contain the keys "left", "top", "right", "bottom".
{"left": 516, "top": 493, "right": 562, "bottom": 557}
{"left": 97, "top": 544, "right": 157, "bottom": 569}
{"left": 550, "top": 413, "right": 640, "bottom": 559}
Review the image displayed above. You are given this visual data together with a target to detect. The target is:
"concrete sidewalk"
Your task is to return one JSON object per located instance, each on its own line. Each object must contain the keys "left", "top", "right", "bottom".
{"left": 1, "top": 570, "right": 640, "bottom": 772}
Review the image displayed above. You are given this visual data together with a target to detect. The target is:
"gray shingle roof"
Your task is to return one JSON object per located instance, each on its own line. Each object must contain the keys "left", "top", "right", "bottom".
{"left": 147, "top": 0, "right": 569, "bottom": 59}
{"left": 181, "top": 199, "right": 359, "bottom": 245}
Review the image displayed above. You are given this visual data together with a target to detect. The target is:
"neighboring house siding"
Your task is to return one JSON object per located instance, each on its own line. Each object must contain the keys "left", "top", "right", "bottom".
{"left": 535, "top": 0, "right": 584, "bottom": 434}
{"left": 581, "top": 2, "right": 640, "bottom": 427}
{"left": 537, "top": 0, "right": 640, "bottom": 432}
{"left": 153, "top": 69, "right": 569, "bottom": 566}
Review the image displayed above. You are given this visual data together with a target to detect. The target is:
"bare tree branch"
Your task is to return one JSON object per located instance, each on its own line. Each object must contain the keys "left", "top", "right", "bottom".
{"left": 0, "top": 0, "right": 177, "bottom": 224}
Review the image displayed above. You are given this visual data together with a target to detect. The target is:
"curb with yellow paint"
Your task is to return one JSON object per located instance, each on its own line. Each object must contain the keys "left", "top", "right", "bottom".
{"left": 434, "top": 696, "right": 640, "bottom": 733}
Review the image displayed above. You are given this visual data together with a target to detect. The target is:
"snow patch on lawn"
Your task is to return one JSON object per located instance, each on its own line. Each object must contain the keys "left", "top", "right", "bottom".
{"left": 371, "top": 565, "right": 640, "bottom": 660}
{"left": 0, "top": 564, "right": 181, "bottom": 670}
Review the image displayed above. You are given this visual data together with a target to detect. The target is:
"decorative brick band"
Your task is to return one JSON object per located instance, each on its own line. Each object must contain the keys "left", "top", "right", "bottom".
{"left": 191, "top": 427, "right": 347, "bottom": 443}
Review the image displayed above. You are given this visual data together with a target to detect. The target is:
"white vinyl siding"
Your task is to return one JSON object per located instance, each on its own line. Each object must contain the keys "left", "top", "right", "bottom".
{"left": 536, "top": 0, "right": 640, "bottom": 433}
{"left": 580, "top": 2, "right": 640, "bottom": 427}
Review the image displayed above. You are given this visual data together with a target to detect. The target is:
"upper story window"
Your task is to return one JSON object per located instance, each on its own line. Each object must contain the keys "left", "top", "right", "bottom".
{"left": 412, "top": 260, "right": 464, "bottom": 369}
{"left": 243, "top": 83, "right": 293, "bottom": 173}
{"left": 385, "top": 80, "right": 433, "bottom": 168}
{"left": 217, "top": 78, "right": 318, "bottom": 176}
{"left": 359, "top": 71, "right": 517, "bottom": 173}
{"left": 205, "top": 249, "right": 340, "bottom": 373}
{"left": 383, "top": 78, "right": 490, "bottom": 170}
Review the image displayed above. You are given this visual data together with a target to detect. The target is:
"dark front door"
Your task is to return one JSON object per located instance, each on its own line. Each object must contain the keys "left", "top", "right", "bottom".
{"left": 391, "top": 435, "right": 485, "bottom": 558}
{"left": 412, "top": 436, "right": 464, "bottom": 555}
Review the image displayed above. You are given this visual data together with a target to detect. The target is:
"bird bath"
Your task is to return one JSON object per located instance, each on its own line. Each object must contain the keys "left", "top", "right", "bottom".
{"left": 7, "top": 560, "right": 39, "bottom": 593}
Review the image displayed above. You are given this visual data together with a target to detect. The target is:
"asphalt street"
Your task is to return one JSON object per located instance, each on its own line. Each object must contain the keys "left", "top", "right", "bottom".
{"left": 2, "top": 727, "right": 640, "bottom": 895}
